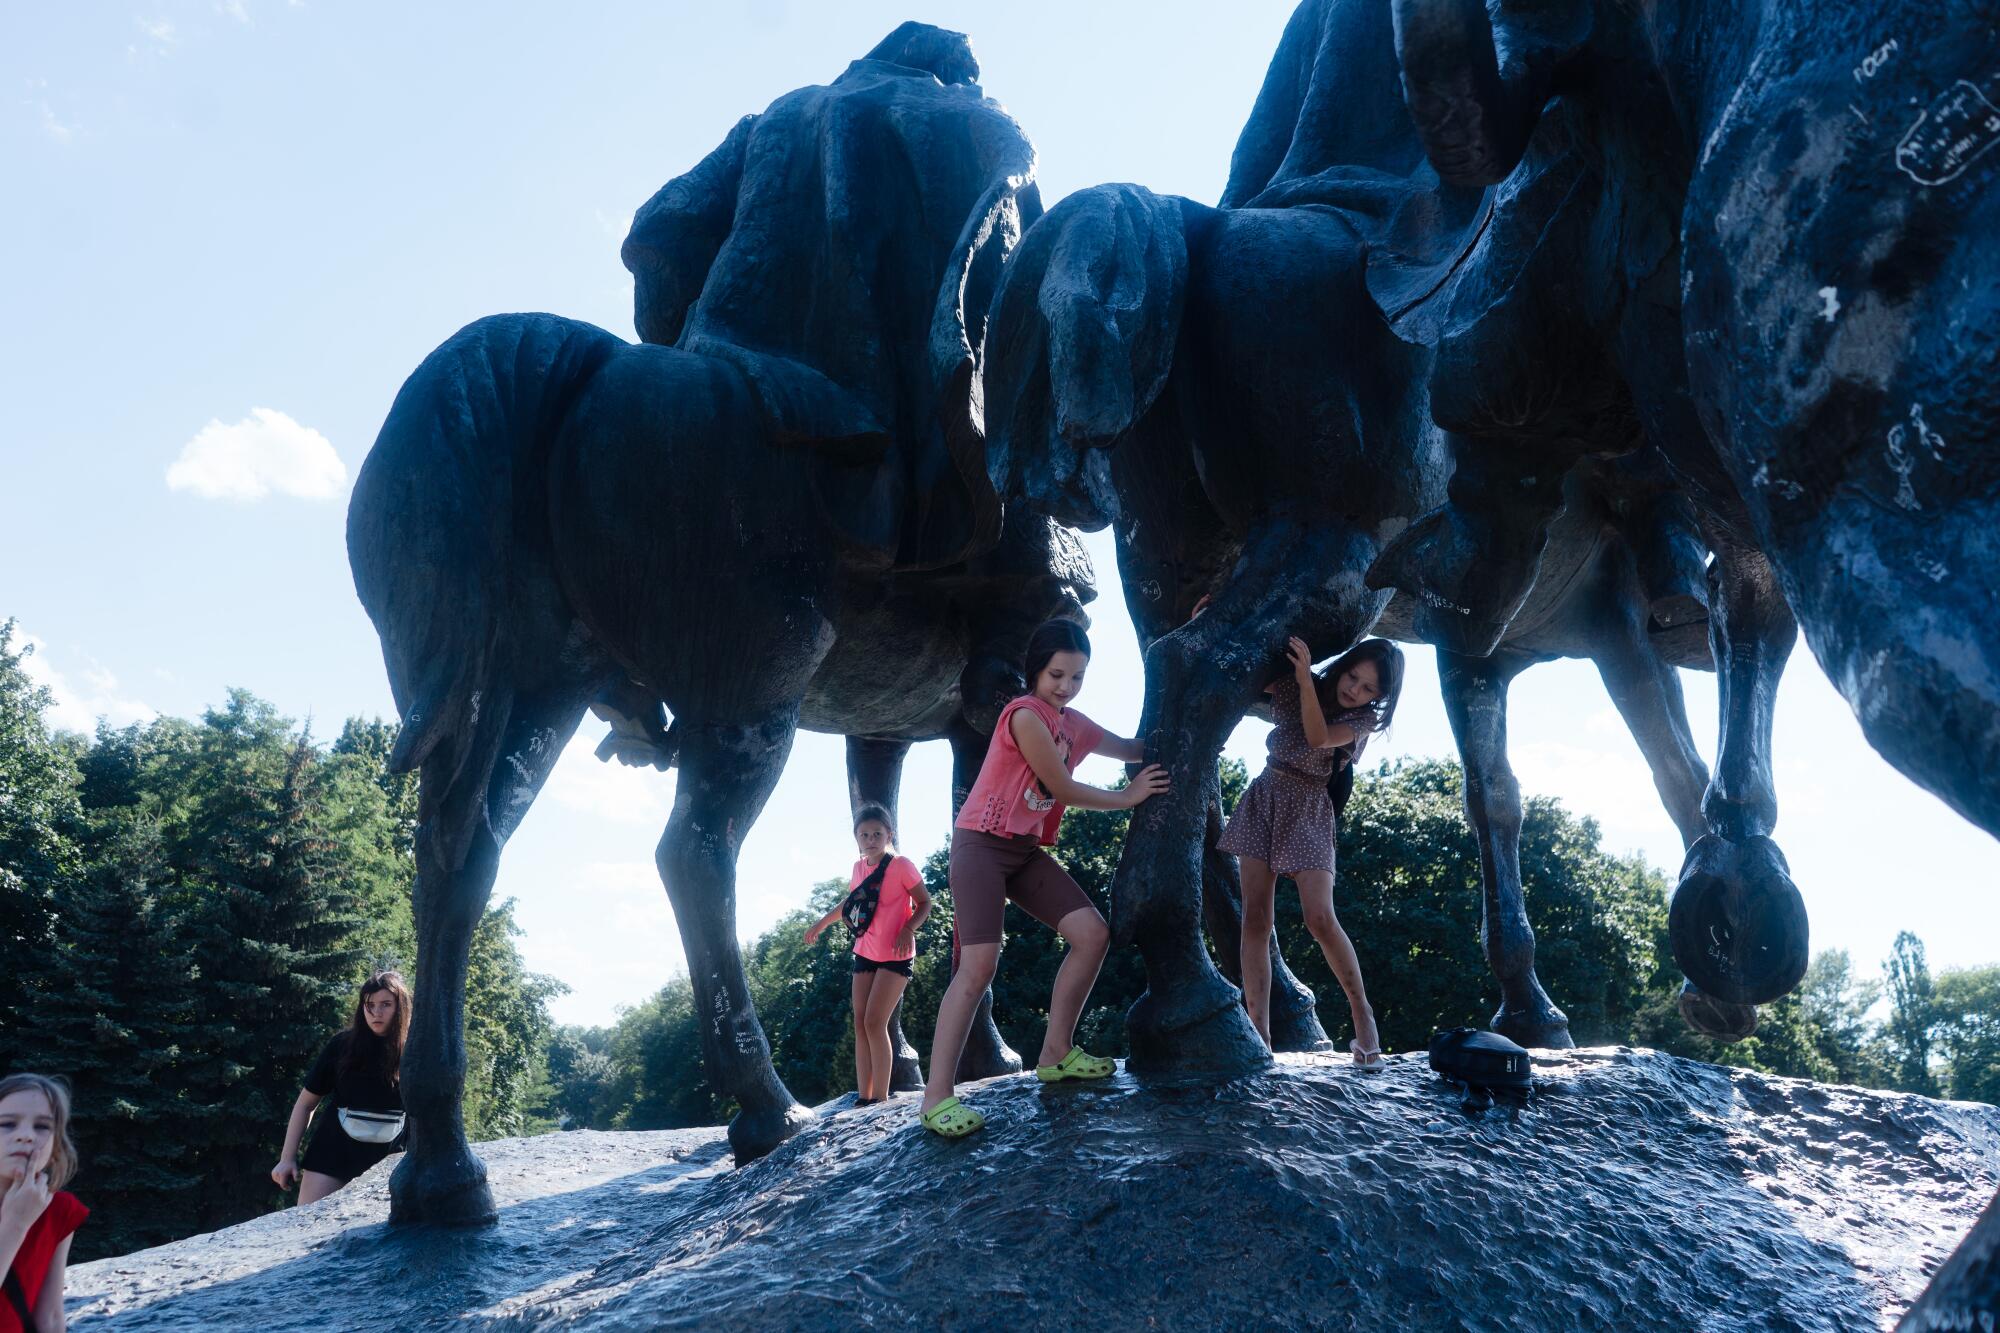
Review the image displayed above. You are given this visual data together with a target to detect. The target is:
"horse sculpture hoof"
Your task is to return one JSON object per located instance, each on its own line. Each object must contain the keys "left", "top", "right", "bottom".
{"left": 890, "top": 1049, "right": 927, "bottom": 1093}
{"left": 1678, "top": 981, "right": 1759, "bottom": 1041}
{"left": 1124, "top": 973, "right": 1272, "bottom": 1077}
{"left": 1492, "top": 1001, "right": 1575, "bottom": 1051}
{"left": 388, "top": 1149, "right": 499, "bottom": 1228}
{"left": 727, "top": 1101, "right": 816, "bottom": 1165}
{"left": 1270, "top": 1006, "right": 1335, "bottom": 1054}
{"left": 1669, "top": 834, "right": 1808, "bottom": 1006}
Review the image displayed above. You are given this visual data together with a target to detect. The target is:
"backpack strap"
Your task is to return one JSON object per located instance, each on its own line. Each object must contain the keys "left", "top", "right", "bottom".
{"left": 5, "top": 1267, "right": 35, "bottom": 1328}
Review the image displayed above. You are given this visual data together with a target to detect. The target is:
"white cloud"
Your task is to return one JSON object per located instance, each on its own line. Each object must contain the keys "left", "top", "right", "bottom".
{"left": 216, "top": 0, "right": 250, "bottom": 21}
{"left": 166, "top": 407, "right": 347, "bottom": 501}
{"left": 16, "top": 633, "right": 155, "bottom": 735}
{"left": 541, "top": 729, "right": 679, "bottom": 825}
{"left": 137, "top": 16, "right": 177, "bottom": 48}
{"left": 36, "top": 103, "right": 75, "bottom": 144}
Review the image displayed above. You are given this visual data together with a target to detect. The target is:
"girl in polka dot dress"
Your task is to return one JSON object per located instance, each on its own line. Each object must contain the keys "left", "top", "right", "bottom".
{"left": 1218, "top": 635, "right": 1404, "bottom": 1067}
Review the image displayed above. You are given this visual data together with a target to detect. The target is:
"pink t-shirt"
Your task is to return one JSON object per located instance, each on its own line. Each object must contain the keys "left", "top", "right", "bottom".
{"left": 955, "top": 695, "right": 1107, "bottom": 846}
{"left": 850, "top": 854, "right": 924, "bottom": 962}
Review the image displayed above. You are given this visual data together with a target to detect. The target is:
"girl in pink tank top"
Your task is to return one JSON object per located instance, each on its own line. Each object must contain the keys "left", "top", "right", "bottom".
{"left": 806, "top": 805, "right": 931, "bottom": 1104}
{"left": 919, "top": 620, "right": 1170, "bottom": 1139}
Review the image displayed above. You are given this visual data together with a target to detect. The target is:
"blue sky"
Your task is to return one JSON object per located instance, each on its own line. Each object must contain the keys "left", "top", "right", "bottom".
{"left": 4, "top": 0, "right": 1994, "bottom": 1028}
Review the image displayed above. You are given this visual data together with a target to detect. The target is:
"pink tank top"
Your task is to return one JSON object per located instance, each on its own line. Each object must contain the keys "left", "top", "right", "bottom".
{"left": 955, "top": 695, "right": 1106, "bottom": 846}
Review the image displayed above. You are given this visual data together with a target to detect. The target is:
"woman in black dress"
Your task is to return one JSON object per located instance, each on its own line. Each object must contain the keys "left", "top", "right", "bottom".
{"left": 271, "top": 971, "right": 410, "bottom": 1204}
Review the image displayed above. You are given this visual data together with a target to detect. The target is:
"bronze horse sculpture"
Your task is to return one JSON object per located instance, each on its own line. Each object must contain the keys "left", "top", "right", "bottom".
{"left": 980, "top": 0, "right": 1746, "bottom": 1066}
{"left": 1369, "top": 0, "right": 1999, "bottom": 1316}
{"left": 347, "top": 23, "right": 1066, "bottom": 1222}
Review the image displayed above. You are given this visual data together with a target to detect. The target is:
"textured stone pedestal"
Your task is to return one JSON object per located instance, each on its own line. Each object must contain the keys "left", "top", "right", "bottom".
{"left": 68, "top": 1050, "right": 2000, "bottom": 1330}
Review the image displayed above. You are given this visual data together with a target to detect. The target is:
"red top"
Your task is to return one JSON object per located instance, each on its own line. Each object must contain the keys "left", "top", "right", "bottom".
{"left": 848, "top": 854, "right": 924, "bottom": 962}
{"left": 3, "top": 1191, "right": 87, "bottom": 1333}
{"left": 955, "top": 695, "right": 1106, "bottom": 846}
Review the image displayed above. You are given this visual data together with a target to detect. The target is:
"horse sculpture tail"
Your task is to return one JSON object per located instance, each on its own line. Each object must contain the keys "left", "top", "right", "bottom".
{"left": 346, "top": 313, "right": 622, "bottom": 856}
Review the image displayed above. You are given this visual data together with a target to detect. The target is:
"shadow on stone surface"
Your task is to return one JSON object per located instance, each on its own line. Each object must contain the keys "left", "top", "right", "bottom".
{"left": 68, "top": 1052, "right": 2000, "bottom": 1331}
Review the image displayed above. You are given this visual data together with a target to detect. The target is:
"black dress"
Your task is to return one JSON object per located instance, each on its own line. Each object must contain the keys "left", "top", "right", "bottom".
{"left": 298, "top": 1031, "right": 406, "bottom": 1183}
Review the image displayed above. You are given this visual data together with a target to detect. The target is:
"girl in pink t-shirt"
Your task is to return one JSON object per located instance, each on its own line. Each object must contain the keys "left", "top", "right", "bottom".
{"left": 807, "top": 805, "right": 931, "bottom": 1104}
{"left": 919, "top": 620, "right": 1169, "bottom": 1138}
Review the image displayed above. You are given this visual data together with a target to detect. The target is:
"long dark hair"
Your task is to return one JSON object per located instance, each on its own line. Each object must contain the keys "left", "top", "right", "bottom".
{"left": 1023, "top": 619, "right": 1091, "bottom": 694}
{"left": 341, "top": 970, "right": 412, "bottom": 1084}
{"left": 1318, "top": 638, "right": 1405, "bottom": 817}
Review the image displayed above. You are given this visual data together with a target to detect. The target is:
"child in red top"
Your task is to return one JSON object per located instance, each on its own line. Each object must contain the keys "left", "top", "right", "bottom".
{"left": 919, "top": 619, "right": 1169, "bottom": 1138}
{"left": 807, "top": 805, "right": 931, "bottom": 1103}
{"left": 0, "top": 1074, "right": 88, "bottom": 1333}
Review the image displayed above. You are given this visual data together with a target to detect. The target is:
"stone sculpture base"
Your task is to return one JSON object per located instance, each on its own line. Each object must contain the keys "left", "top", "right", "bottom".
{"left": 68, "top": 1051, "right": 1999, "bottom": 1330}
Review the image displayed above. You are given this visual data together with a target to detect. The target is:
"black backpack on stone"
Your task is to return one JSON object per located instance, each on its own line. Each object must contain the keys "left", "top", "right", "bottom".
{"left": 1428, "top": 1027, "right": 1533, "bottom": 1112}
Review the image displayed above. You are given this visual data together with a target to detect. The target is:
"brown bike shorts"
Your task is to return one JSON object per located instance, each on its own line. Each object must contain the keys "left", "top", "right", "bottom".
{"left": 948, "top": 827, "right": 1094, "bottom": 947}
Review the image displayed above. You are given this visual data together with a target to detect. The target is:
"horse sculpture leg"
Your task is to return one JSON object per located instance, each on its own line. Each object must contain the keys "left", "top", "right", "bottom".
{"left": 945, "top": 717, "right": 1024, "bottom": 1080}
{"left": 1436, "top": 648, "right": 1574, "bottom": 1049}
{"left": 659, "top": 714, "right": 816, "bottom": 1162}
{"left": 844, "top": 735, "right": 925, "bottom": 1093}
{"left": 393, "top": 686, "right": 592, "bottom": 1225}
{"left": 1587, "top": 545, "right": 1711, "bottom": 849}
{"left": 1119, "top": 519, "right": 1384, "bottom": 1076}
{"left": 1670, "top": 533, "right": 1807, "bottom": 1030}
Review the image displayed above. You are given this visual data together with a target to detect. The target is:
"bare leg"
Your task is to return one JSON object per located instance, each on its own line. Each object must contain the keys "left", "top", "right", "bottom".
{"left": 658, "top": 715, "right": 814, "bottom": 1163}
{"left": 1204, "top": 801, "right": 1327, "bottom": 1051}
{"left": 862, "top": 972, "right": 910, "bottom": 1101}
{"left": 1037, "top": 907, "right": 1110, "bottom": 1066}
{"left": 843, "top": 736, "right": 925, "bottom": 1092}
{"left": 850, "top": 969, "right": 877, "bottom": 1099}
{"left": 946, "top": 720, "right": 1023, "bottom": 1081}
{"left": 298, "top": 1171, "right": 342, "bottom": 1206}
{"left": 1237, "top": 856, "right": 1279, "bottom": 1048}
{"left": 1437, "top": 648, "right": 1573, "bottom": 1048}
{"left": 924, "top": 942, "right": 1000, "bottom": 1114}
{"left": 1293, "top": 870, "right": 1378, "bottom": 1057}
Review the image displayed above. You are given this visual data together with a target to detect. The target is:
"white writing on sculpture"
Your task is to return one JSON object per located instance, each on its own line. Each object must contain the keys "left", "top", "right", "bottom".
{"left": 1896, "top": 79, "right": 2000, "bottom": 185}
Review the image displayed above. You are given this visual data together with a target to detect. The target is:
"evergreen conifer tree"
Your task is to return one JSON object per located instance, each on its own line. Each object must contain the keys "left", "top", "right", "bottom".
{"left": 182, "top": 733, "right": 366, "bottom": 1229}
{"left": 1885, "top": 930, "right": 1942, "bottom": 1096}
{"left": 29, "top": 817, "right": 212, "bottom": 1258}
{"left": 0, "top": 621, "right": 86, "bottom": 1072}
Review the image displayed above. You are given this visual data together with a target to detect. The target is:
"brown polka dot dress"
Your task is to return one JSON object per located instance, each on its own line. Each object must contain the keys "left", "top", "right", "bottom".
{"left": 1218, "top": 674, "right": 1376, "bottom": 875}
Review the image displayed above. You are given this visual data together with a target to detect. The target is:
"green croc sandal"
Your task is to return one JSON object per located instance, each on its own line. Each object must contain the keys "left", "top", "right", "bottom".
{"left": 1035, "top": 1046, "right": 1115, "bottom": 1083}
{"left": 920, "top": 1096, "right": 985, "bottom": 1138}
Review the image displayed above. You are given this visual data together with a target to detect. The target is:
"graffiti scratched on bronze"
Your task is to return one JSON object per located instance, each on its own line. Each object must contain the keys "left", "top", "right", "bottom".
{"left": 1895, "top": 79, "right": 2000, "bottom": 185}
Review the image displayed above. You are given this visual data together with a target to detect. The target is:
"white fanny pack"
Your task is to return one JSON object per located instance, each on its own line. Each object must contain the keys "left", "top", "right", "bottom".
{"left": 337, "top": 1108, "right": 407, "bottom": 1145}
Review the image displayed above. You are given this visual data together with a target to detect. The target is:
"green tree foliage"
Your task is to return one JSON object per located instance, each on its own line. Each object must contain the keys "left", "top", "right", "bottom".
{"left": 1797, "top": 949, "right": 1888, "bottom": 1086}
{"left": 463, "top": 900, "right": 566, "bottom": 1139}
{"left": 543, "top": 1027, "right": 621, "bottom": 1130}
{"left": 597, "top": 980, "right": 720, "bottom": 1129}
{"left": 0, "top": 667, "right": 568, "bottom": 1256}
{"left": 177, "top": 726, "right": 369, "bottom": 1231}
{"left": 0, "top": 622, "right": 86, "bottom": 1070}
{"left": 28, "top": 817, "right": 213, "bottom": 1258}
{"left": 1934, "top": 966, "right": 2000, "bottom": 1105}
{"left": 1885, "top": 930, "right": 1942, "bottom": 1096}
{"left": 1291, "top": 758, "right": 1667, "bottom": 1052}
